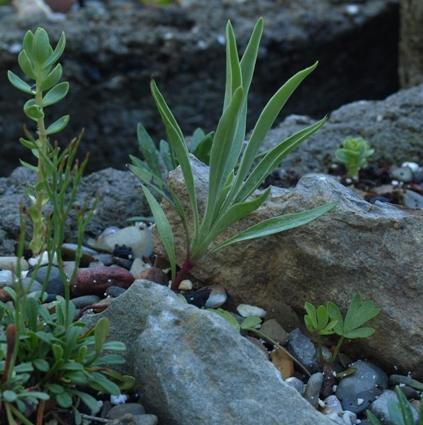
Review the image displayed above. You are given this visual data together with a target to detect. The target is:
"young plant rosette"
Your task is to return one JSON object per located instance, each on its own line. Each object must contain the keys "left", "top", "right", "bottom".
{"left": 129, "top": 18, "right": 338, "bottom": 291}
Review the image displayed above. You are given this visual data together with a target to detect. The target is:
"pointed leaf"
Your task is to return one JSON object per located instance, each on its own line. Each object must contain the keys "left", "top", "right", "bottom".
{"left": 18, "top": 50, "right": 36, "bottom": 79}
{"left": 43, "top": 32, "right": 66, "bottom": 69}
{"left": 40, "top": 63, "right": 63, "bottom": 91}
{"left": 142, "top": 185, "right": 176, "bottom": 281}
{"left": 209, "top": 201, "right": 337, "bottom": 254}
{"left": 45, "top": 115, "right": 70, "bottom": 135}
{"left": 327, "top": 301, "right": 344, "bottom": 336}
{"left": 241, "top": 316, "right": 262, "bottom": 330}
{"left": 94, "top": 317, "right": 110, "bottom": 356}
{"left": 343, "top": 327, "right": 375, "bottom": 339}
{"left": 32, "top": 28, "right": 51, "bottom": 66}
{"left": 137, "top": 123, "right": 162, "bottom": 179}
{"left": 42, "top": 82, "right": 69, "bottom": 107}
{"left": 24, "top": 99, "right": 44, "bottom": 120}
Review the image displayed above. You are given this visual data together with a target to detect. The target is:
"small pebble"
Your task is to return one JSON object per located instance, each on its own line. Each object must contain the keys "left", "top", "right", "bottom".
{"left": 204, "top": 285, "right": 227, "bottom": 308}
{"left": 287, "top": 328, "right": 319, "bottom": 373}
{"left": 135, "top": 267, "right": 168, "bottom": 286}
{"left": 178, "top": 279, "right": 193, "bottom": 291}
{"left": 72, "top": 266, "right": 134, "bottom": 296}
{"left": 105, "top": 286, "right": 127, "bottom": 298}
{"left": 259, "top": 319, "right": 287, "bottom": 345}
{"left": 27, "top": 265, "right": 65, "bottom": 297}
{"left": 304, "top": 372, "right": 323, "bottom": 408}
{"left": 399, "top": 189, "right": 423, "bottom": 209}
{"left": 336, "top": 361, "right": 388, "bottom": 413}
{"left": 368, "top": 389, "right": 419, "bottom": 425}
{"left": 285, "top": 376, "right": 304, "bottom": 394}
{"left": 130, "top": 258, "right": 148, "bottom": 277}
{"left": 0, "top": 257, "right": 29, "bottom": 272}
{"left": 71, "top": 295, "right": 102, "bottom": 309}
{"left": 391, "top": 166, "right": 413, "bottom": 183}
{"left": 0, "top": 270, "right": 15, "bottom": 286}
{"left": 237, "top": 304, "right": 266, "bottom": 318}
{"left": 390, "top": 373, "right": 423, "bottom": 390}
{"left": 107, "top": 403, "right": 145, "bottom": 419}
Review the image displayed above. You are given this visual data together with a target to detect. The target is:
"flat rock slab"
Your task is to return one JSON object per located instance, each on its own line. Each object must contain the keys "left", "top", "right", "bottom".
{"left": 153, "top": 155, "right": 423, "bottom": 380}
{"left": 82, "top": 280, "right": 336, "bottom": 425}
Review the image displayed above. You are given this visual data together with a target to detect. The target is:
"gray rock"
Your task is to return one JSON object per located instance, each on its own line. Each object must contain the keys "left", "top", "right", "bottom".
{"left": 0, "top": 0, "right": 399, "bottom": 177}
{"left": 107, "top": 403, "right": 145, "bottom": 419}
{"left": 71, "top": 295, "right": 102, "bottom": 309}
{"left": 108, "top": 413, "right": 158, "bottom": 425}
{"left": 287, "top": 329, "right": 319, "bottom": 373}
{"left": 153, "top": 155, "right": 423, "bottom": 379}
{"left": 261, "top": 83, "right": 423, "bottom": 177}
{"left": 81, "top": 280, "right": 335, "bottom": 425}
{"left": 27, "top": 265, "right": 65, "bottom": 296}
{"left": 304, "top": 372, "right": 323, "bottom": 408}
{"left": 368, "top": 389, "right": 419, "bottom": 425}
{"left": 336, "top": 361, "right": 388, "bottom": 414}
{"left": 260, "top": 319, "right": 287, "bottom": 345}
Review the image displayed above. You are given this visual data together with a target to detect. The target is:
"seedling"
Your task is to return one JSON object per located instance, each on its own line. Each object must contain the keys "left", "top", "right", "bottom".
{"left": 327, "top": 293, "right": 380, "bottom": 365}
{"left": 335, "top": 136, "right": 374, "bottom": 180}
{"left": 304, "top": 302, "right": 337, "bottom": 365}
{"left": 129, "top": 18, "right": 338, "bottom": 290}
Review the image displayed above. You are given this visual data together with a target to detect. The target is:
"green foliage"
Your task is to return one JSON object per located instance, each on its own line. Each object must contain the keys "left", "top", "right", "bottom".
{"left": 3, "top": 27, "right": 132, "bottom": 424}
{"left": 366, "top": 386, "right": 423, "bottom": 425}
{"left": 8, "top": 27, "right": 70, "bottom": 255}
{"left": 129, "top": 18, "right": 338, "bottom": 291}
{"left": 304, "top": 295, "right": 380, "bottom": 365}
{"left": 335, "top": 136, "right": 374, "bottom": 180}
{"left": 130, "top": 125, "right": 214, "bottom": 181}
{"left": 304, "top": 302, "right": 338, "bottom": 364}
{"left": 327, "top": 294, "right": 380, "bottom": 364}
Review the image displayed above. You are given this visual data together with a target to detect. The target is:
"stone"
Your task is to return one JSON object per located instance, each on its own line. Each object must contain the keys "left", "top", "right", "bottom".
{"left": 108, "top": 413, "right": 159, "bottom": 425}
{"left": 237, "top": 304, "right": 266, "bottom": 318}
{"left": 71, "top": 265, "right": 134, "bottom": 296}
{"left": 135, "top": 267, "right": 168, "bottom": 286}
{"left": 71, "top": 295, "right": 102, "bottom": 309}
{"left": 336, "top": 361, "right": 388, "bottom": 414}
{"left": 260, "top": 319, "right": 288, "bottom": 345}
{"left": 153, "top": 154, "right": 423, "bottom": 379}
{"left": 27, "top": 265, "right": 65, "bottom": 297}
{"left": 0, "top": 0, "right": 399, "bottom": 177}
{"left": 368, "top": 389, "right": 419, "bottom": 425}
{"left": 304, "top": 372, "right": 323, "bottom": 408}
{"left": 0, "top": 257, "right": 29, "bottom": 272}
{"left": 287, "top": 329, "right": 318, "bottom": 374}
{"left": 81, "top": 280, "right": 336, "bottom": 425}
{"left": 107, "top": 403, "right": 145, "bottom": 419}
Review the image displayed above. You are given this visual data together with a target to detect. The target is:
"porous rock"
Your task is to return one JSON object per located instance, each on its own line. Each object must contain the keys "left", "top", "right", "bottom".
{"left": 153, "top": 154, "right": 423, "bottom": 380}
{"left": 81, "top": 280, "right": 335, "bottom": 425}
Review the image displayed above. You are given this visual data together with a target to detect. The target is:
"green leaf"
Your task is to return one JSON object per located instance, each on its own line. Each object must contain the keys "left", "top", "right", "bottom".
{"left": 94, "top": 317, "right": 110, "bottom": 356}
{"left": 88, "top": 373, "right": 121, "bottom": 395}
{"left": 137, "top": 123, "right": 162, "bottom": 179}
{"left": 24, "top": 99, "right": 44, "bottom": 121}
{"left": 366, "top": 410, "right": 382, "bottom": 425}
{"left": 101, "top": 341, "right": 126, "bottom": 352}
{"left": 72, "top": 389, "right": 100, "bottom": 415}
{"left": 19, "top": 137, "right": 38, "bottom": 150}
{"left": 55, "top": 390, "right": 73, "bottom": 408}
{"left": 192, "top": 132, "right": 213, "bottom": 165}
{"left": 13, "top": 362, "right": 33, "bottom": 373}
{"left": 33, "top": 358, "right": 50, "bottom": 372}
{"left": 159, "top": 139, "right": 173, "bottom": 172}
{"left": 22, "top": 30, "right": 35, "bottom": 63}
{"left": 209, "top": 201, "right": 338, "bottom": 254}
{"left": 143, "top": 187, "right": 175, "bottom": 282}
{"left": 43, "top": 32, "right": 66, "bottom": 69}
{"left": 46, "top": 115, "right": 70, "bottom": 135}
{"left": 40, "top": 63, "right": 63, "bottom": 91}
{"left": 241, "top": 316, "right": 262, "bottom": 330}
{"left": 26, "top": 296, "right": 39, "bottom": 331}
{"left": 343, "top": 294, "right": 380, "bottom": 335}
{"left": 3, "top": 390, "right": 18, "bottom": 402}
{"left": 42, "top": 82, "right": 69, "bottom": 107}
{"left": 20, "top": 159, "right": 38, "bottom": 173}
{"left": 18, "top": 50, "right": 36, "bottom": 80}
{"left": 52, "top": 343, "right": 64, "bottom": 361}
{"left": 7, "top": 70, "right": 34, "bottom": 94}
{"left": 150, "top": 80, "right": 199, "bottom": 230}
{"left": 190, "top": 128, "right": 206, "bottom": 151}
{"left": 32, "top": 28, "right": 51, "bottom": 66}
{"left": 327, "top": 301, "right": 344, "bottom": 336}
{"left": 93, "top": 354, "right": 125, "bottom": 365}
{"left": 343, "top": 327, "right": 375, "bottom": 339}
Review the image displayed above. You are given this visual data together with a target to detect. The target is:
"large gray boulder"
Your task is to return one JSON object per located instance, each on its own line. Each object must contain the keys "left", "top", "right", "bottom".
{"left": 82, "top": 280, "right": 336, "bottom": 425}
{"left": 0, "top": 0, "right": 399, "bottom": 177}
{"left": 261, "top": 82, "right": 423, "bottom": 176}
{"left": 153, "top": 155, "right": 423, "bottom": 380}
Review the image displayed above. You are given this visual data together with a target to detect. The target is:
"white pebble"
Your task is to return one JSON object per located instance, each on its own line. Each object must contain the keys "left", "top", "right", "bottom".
{"left": 237, "top": 304, "right": 266, "bottom": 318}
{"left": 110, "top": 394, "right": 127, "bottom": 405}
{"left": 345, "top": 5, "right": 359, "bottom": 15}
{"left": 401, "top": 161, "right": 420, "bottom": 172}
{"left": 178, "top": 279, "right": 193, "bottom": 291}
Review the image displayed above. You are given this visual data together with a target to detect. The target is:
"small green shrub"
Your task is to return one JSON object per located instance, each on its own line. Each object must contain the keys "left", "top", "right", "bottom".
{"left": 335, "top": 136, "right": 374, "bottom": 180}
{"left": 129, "top": 18, "right": 338, "bottom": 291}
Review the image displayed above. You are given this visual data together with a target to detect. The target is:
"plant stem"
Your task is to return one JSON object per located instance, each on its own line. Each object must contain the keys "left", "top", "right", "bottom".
{"left": 330, "top": 335, "right": 344, "bottom": 366}
{"left": 170, "top": 258, "right": 195, "bottom": 291}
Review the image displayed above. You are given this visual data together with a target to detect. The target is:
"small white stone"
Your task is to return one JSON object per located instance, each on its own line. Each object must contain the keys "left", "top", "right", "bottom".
{"left": 178, "top": 279, "right": 193, "bottom": 291}
{"left": 401, "top": 161, "right": 420, "bottom": 172}
{"left": 237, "top": 304, "right": 266, "bottom": 318}
{"left": 217, "top": 35, "right": 226, "bottom": 45}
{"left": 110, "top": 394, "right": 127, "bottom": 405}
{"left": 197, "top": 40, "right": 207, "bottom": 49}
{"left": 345, "top": 5, "right": 359, "bottom": 15}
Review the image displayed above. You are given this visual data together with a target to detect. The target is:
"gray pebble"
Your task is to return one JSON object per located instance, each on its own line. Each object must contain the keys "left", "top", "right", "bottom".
{"left": 390, "top": 374, "right": 423, "bottom": 390}
{"left": 287, "top": 328, "right": 319, "bottom": 373}
{"left": 0, "top": 270, "right": 15, "bottom": 286}
{"left": 27, "top": 266, "right": 65, "bottom": 296}
{"left": 107, "top": 403, "right": 145, "bottom": 419}
{"left": 368, "top": 389, "right": 419, "bottom": 425}
{"left": 260, "top": 319, "right": 288, "bottom": 345}
{"left": 391, "top": 166, "right": 413, "bottom": 182}
{"left": 105, "top": 286, "right": 127, "bottom": 298}
{"left": 71, "top": 295, "right": 102, "bottom": 309}
{"left": 336, "top": 361, "right": 388, "bottom": 414}
{"left": 399, "top": 189, "right": 423, "bottom": 209}
{"left": 285, "top": 376, "right": 304, "bottom": 395}
{"left": 304, "top": 372, "right": 323, "bottom": 408}
{"left": 22, "top": 277, "right": 43, "bottom": 293}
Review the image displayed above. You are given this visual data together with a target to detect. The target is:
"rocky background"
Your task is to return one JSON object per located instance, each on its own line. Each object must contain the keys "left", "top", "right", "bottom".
{"left": 0, "top": 0, "right": 399, "bottom": 177}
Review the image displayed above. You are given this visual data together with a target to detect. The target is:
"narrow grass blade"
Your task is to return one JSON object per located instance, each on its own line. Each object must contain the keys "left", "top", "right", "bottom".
{"left": 231, "top": 63, "right": 319, "bottom": 201}
{"left": 208, "top": 201, "right": 337, "bottom": 254}
{"left": 142, "top": 185, "right": 176, "bottom": 281}
{"left": 150, "top": 80, "right": 199, "bottom": 231}
{"left": 137, "top": 123, "right": 162, "bottom": 179}
{"left": 234, "top": 117, "right": 326, "bottom": 204}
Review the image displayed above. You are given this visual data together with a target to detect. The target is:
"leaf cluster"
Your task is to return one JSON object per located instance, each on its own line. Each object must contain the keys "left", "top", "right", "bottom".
{"left": 335, "top": 136, "right": 374, "bottom": 180}
{"left": 129, "top": 18, "right": 338, "bottom": 290}
{"left": 304, "top": 294, "right": 380, "bottom": 365}
{"left": 367, "top": 386, "right": 423, "bottom": 425}
{"left": 0, "top": 290, "right": 130, "bottom": 425}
